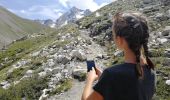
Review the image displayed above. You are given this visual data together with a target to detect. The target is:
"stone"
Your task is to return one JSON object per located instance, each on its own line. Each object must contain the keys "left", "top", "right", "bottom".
{"left": 52, "top": 68, "right": 61, "bottom": 74}
{"left": 154, "top": 13, "right": 169, "bottom": 21}
{"left": 38, "top": 72, "right": 47, "bottom": 77}
{"left": 162, "top": 26, "right": 170, "bottom": 36}
{"left": 142, "top": 5, "right": 159, "bottom": 13}
{"left": 165, "top": 49, "right": 170, "bottom": 58}
{"left": 25, "top": 70, "right": 33, "bottom": 77}
{"left": 162, "top": 58, "right": 170, "bottom": 66}
{"left": 157, "top": 38, "right": 168, "bottom": 44}
{"left": 72, "top": 69, "right": 87, "bottom": 81}
{"left": 47, "top": 59, "right": 55, "bottom": 67}
{"left": 143, "top": 0, "right": 153, "bottom": 4}
{"left": 165, "top": 80, "right": 170, "bottom": 85}
{"left": 31, "top": 51, "right": 40, "bottom": 57}
{"left": 44, "top": 68, "right": 53, "bottom": 76}
{"left": 70, "top": 50, "right": 87, "bottom": 61}
{"left": 96, "top": 54, "right": 104, "bottom": 59}
{"left": 114, "top": 50, "right": 123, "bottom": 57}
{"left": 0, "top": 81, "right": 11, "bottom": 89}
{"left": 41, "top": 51, "right": 49, "bottom": 57}
{"left": 39, "top": 89, "right": 50, "bottom": 100}
{"left": 54, "top": 55, "right": 70, "bottom": 64}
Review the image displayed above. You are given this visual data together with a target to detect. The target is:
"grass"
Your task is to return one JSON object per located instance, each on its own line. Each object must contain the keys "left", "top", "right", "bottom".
{"left": 0, "top": 23, "right": 79, "bottom": 81}
{"left": 49, "top": 79, "right": 72, "bottom": 95}
{"left": 156, "top": 76, "right": 170, "bottom": 100}
{"left": 0, "top": 76, "right": 49, "bottom": 100}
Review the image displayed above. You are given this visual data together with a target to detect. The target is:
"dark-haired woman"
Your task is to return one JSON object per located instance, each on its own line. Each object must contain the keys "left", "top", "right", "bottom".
{"left": 82, "top": 12, "right": 156, "bottom": 100}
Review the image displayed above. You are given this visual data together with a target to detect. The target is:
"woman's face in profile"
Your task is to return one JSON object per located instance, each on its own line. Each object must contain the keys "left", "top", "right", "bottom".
{"left": 112, "top": 29, "right": 124, "bottom": 50}
{"left": 112, "top": 29, "right": 119, "bottom": 48}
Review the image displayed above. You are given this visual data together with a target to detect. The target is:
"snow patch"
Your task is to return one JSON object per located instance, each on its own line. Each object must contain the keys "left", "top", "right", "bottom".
{"left": 96, "top": 12, "right": 100, "bottom": 17}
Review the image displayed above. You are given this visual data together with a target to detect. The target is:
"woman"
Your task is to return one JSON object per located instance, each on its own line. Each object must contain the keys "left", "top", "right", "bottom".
{"left": 82, "top": 11, "right": 156, "bottom": 100}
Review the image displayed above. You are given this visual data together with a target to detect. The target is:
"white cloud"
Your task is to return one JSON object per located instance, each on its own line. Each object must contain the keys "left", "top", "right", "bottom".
{"left": 9, "top": 5, "right": 64, "bottom": 20}
{"left": 59, "top": 0, "right": 110, "bottom": 11}
{"left": 20, "top": 10, "right": 25, "bottom": 13}
{"left": 59, "top": 0, "right": 69, "bottom": 8}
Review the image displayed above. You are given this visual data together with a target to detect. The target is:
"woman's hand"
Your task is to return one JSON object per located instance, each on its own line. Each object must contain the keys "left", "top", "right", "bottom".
{"left": 87, "top": 67, "right": 102, "bottom": 83}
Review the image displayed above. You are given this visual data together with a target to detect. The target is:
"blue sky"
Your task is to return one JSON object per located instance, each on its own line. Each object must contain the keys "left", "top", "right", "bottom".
{"left": 0, "top": 0, "right": 113, "bottom": 20}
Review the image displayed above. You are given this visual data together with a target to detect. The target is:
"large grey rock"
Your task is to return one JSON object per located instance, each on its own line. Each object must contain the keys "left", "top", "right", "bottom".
{"left": 114, "top": 50, "right": 124, "bottom": 57}
{"left": 70, "top": 50, "right": 87, "bottom": 61}
{"left": 52, "top": 68, "right": 62, "bottom": 74}
{"left": 0, "top": 81, "right": 11, "bottom": 89}
{"left": 162, "top": 26, "right": 170, "bottom": 36}
{"left": 166, "top": 80, "right": 170, "bottom": 85}
{"left": 39, "top": 89, "right": 51, "bottom": 100}
{"left": 142, "top": 5, "right": 159, "bottom": 13}
{"left": 143, "top": 0, "right": 153, "bottom": 4}
{"left": 162, "top": 58, "right": 170, "bottom": 66}
{"left": 157, "top": 38, "right": 168, "bottom": 44}
{"left": 47, "top": 59, "right": 55, "bottom": 67}
{"left": 25, "top": 70, "right": 33, "bottom": 77}
{"left": 164, "top": 49, "right": 170, "bottom": 58}
{"left": 54, "top": 55, "right": 70, "bottom": 64}
{"left": 38, "top": 72, "right": 47, "bottom": 77}
{"left": 72, "top": 69, "right": 86, "bottom": 81}
{"left": 31, "top": 51, "right": 41, "bottom": 57}
{"left": 154, "top": 13, "right": 169, "bottom": 21}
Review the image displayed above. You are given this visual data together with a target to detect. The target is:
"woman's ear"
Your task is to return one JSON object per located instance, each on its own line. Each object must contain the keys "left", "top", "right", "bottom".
{"left": 116, "top": 36, "right": 125, "bottom": 50}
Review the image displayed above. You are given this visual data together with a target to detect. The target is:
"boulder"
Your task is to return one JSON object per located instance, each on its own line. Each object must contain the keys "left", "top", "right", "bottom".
{"left": 54, "top": 55, "right": 70, "bottom": 64}
{"left": 143, "top": 0, "right": 153, "bottom": 4}
{"left": 96, "top": 54, "right": 104, "bottom": 59}
{"left": 47, "top": 59, "right": 55, "bottom": 67}
{"left": 154, "top": 13, "right": 169, "bottom": 21}
{"left": 52, "top": 68, "right": 61, "bottom": 74}
{"left": 162, "top": 58, "right": 170, "bottom": 66}
{"left": 39, "top": 89, "right": 51, "bottom": 100}
{"left": 70, "top": 50, "right": 87, "bottom": 61}
{"left": 166, "top": 80, "right": 170, "bottom": 85}
{"left": 114, "top": 50, "right": 124, "bottom": 57}
{"left": 0, "top": 81, "right": 11, "bottom": 89}
{"left": 157, "top": 38, "right": 168, "bottom": 44}
{"left": 165, "top": 49, "right": 170, "bottom": 58}
{"left": 31, "top": 51, "right": 40, "bottom": 57}
{"left": 162, "top": 26, "right": 170, "bottom": 36}
{"left": 72, "top": 69, "right": 86, "bottom": 81}
{"left": 25, "top": 70, "right": 33, "bottom": 77}
{"left": 38, "top": 72, "right": 47, "bottom": 77}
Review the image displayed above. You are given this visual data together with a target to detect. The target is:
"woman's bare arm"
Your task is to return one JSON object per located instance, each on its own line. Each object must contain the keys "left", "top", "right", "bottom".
{"left": 81, "top": 67, "right": 103, "bottom": 100}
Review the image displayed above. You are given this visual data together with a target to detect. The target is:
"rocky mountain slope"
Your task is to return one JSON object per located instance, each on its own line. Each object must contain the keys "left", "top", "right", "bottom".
{"left": 0, "top": 0, "right": 170, "bottom": 100}
{"left": 34, "top": 19, "right": 55, "bottom": 28}
{"left": 0, "top": 6, "right": 45, "bottom": 49}
{"left": 56, "top": 7, "right": 92, "bottom": 27}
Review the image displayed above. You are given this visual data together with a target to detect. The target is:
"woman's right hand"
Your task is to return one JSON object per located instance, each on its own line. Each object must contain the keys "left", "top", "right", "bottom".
{"left": 95, "top": 67, "right": 102, "bottom": 80}
{"left": 86, "top": 67, "right": 102, "bottom": 83}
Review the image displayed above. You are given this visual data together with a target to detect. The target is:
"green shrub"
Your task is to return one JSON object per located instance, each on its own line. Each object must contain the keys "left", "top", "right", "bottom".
{"left": 49, "top": 79, "right": 72, "bottom": 96}
{"left": 6, "top": 67, "right": 26, "bottom": 82}
{"left": 156, "top": 76, "right": 170, "bottom": 100}
{"left": 0, "top": 76, "right": 48, "bottom": 100}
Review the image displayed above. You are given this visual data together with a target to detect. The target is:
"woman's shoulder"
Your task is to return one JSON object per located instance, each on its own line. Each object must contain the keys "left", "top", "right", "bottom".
{"left": 105, "top": 63, "right": 136, "bottom": 73}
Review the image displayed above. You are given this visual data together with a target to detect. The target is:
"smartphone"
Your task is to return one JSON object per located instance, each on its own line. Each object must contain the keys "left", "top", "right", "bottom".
{"left": 86, "top": 60, "right": 96, "bottom": 72}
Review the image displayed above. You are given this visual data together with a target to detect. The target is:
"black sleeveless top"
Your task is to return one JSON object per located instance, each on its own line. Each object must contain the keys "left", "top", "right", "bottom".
{"left": 93, "top": 63, "right": 156, "bottom": 100}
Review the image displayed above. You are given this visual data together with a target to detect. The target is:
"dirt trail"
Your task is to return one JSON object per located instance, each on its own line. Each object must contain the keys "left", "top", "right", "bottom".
{"left": 48, "top": 30, "right": 108, "bottom": 100}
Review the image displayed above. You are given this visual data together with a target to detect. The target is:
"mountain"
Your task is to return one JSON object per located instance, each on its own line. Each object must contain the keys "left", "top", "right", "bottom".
{"left": 34, "top": 19, "right": 55, "bottom": 28}
{"left": 0, "top": 0, "right": 170, "bottom": 99}
{"left": 0, "top": 6, "right": 45, "bottom": 49}
{"left": 55, "top": 7, "right": 92, "bottom": 27}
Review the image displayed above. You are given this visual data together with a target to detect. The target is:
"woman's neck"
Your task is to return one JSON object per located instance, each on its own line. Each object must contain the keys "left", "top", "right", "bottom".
{"left": 124, "top": 48, "right": 136, "bottom": 64}
{"left": 124, "top": 48, "right": 147, "bottom": 65}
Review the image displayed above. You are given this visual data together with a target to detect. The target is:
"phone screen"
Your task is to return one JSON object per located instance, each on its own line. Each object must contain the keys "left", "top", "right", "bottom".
{"left": 86, "top": 60, "right": 95, "bottom": 72}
